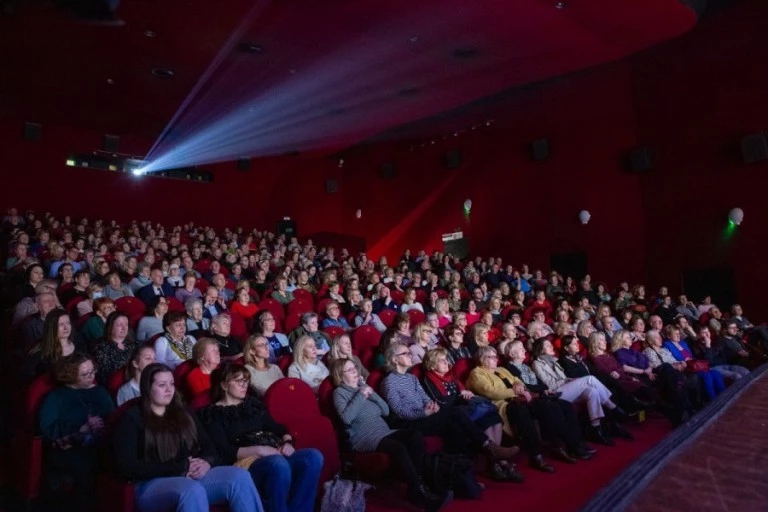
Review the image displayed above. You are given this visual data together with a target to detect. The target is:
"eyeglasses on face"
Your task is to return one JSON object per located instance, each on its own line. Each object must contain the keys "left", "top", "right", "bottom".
{"left": 79, "top": 369, "right": 97, "bottom": 378}
{"left": 395, "top": 351, "right": 411, "bottom": 358}
{"left": 228, "top": 377, "right": 250, "bottom": 386}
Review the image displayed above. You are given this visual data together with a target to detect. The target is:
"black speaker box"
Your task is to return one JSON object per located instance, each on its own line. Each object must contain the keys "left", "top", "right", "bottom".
{"left": 23, "top": 122, "right": 42, "bottom": 142}
{"left": 380, "top": 162, "right": 396, "bottom": 179}
{"left": 441, "top": 150, "right": 463, "bottom": 169}
{"left": 325, "top": 179, "right": 338, "bottom": 194}
{"left": 443, "top": 238, "right": 469, "bottom": 260}
{"left": 277, "top": 219, "right": 297, "bottom": 237}
{"left": 628, "top": 147, "right": 653, "bottom": 173}
{"left": 530, "top": 138, "right": 551, "bottom": 161}
{"left": 237, "top": 158, "right": 252, "bottom": 172}
{"left": 103, "top": 134, "right": 120, "bottom": 153}
{"left": 741, "top": 133, "right": 768, "bottom": 164}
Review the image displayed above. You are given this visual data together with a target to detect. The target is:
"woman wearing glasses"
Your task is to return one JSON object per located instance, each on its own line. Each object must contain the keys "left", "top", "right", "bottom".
{"left": 39, "top": 353, "right": 115, "bottom": 511}
{"left": 199, "top": 363, "right": 323, "bottom": 512}
{"left": 330, "top": 359, "right": 453, "bottom": 512}
{"left": 466, "top": 346, "right": 556, "bottom": 473}
{"left": 380, "top": 344, "right": 517, "bottom": 462}
{"left": 421, "top": 348, "right": 523, "bottom": 482}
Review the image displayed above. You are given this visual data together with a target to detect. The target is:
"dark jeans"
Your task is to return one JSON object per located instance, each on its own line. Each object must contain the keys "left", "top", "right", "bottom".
{"left": 504, "top": 400, "right": 543, "bottom": 457}
{"left": 45, "top": 446, "right": 98, "bottom": 511}
{"left": 654, "top": 363, "right": 697, "bottom": 411}
{"left": 248, "top": 449, "right": 324, "bottom": 512}
{"left": 376, "top": 429, "right": 425, "bottom": 488}
{"left": 529, "top": 398, "right": 582, "bottom": 452}
{"left": 391, "top": 407, "right": 487, "bottom": 455}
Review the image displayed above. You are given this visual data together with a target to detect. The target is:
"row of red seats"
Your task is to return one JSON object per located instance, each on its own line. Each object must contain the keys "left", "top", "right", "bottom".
{"left": 12, "top": 372, "right": 342, "bottom": 511}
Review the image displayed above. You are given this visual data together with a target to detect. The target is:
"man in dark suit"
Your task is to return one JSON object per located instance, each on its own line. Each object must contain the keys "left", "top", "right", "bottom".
{"left": 136, "top": 268, "right": 173, "bottom": 307}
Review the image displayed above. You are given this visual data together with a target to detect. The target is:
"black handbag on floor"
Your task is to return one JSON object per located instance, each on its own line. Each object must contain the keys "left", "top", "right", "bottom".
{"left": 423, "top": 453, "right": 482, "bottom": 499}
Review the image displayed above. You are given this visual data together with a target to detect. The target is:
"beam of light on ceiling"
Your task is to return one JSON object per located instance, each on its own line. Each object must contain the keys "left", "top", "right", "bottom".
{"left": 141, "top": 4, "right": 509, "bottom": 173}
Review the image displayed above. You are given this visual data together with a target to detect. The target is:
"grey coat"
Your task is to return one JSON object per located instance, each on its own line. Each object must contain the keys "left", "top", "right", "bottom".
{"left": 333, "top": 384, "right": 395, "bottom": 452}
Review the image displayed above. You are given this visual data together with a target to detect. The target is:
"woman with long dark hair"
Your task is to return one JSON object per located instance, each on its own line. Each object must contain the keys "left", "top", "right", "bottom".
{"left": 114, "top": 363, "right": 262, "bottom": 512}
{"left": 94, "top": 310, "right": 137, "bottom": 382}
{"left": 199, "top": 363, "right": 323, "bottom": 512}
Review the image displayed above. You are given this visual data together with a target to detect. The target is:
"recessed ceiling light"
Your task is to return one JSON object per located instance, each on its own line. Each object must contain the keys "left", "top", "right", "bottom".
{"left": 408, "top": 35, "right": 419, "bottom": 43}
{"left": 555, "top": 1, "right": 567, "bottom": 8}
{"left": 238, "top": 42, "right": 264, "bottom": 54}
{"left": 151, "top": 68, "right": 175, "bottom": 78}
{"left": 106, "top": 78, "right": 115, "bottom": 84}
{"left": 144, "top": 30, "right": 156, "bottom": 37}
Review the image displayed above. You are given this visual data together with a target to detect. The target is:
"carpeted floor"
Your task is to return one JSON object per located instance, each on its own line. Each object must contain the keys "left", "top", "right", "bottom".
{"left": 365, "top": 416, "right": 672, "bottom": 512}
{"left": 624, "top": 373, "right": 768, "bottom": 512}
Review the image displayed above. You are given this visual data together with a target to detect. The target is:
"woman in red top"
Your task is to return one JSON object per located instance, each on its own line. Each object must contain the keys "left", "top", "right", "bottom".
{"left": 229, "top": 286, "right": 259, "bottom": 322}
{"left": 186, "top": 337, "right": 221, "bottom": 396}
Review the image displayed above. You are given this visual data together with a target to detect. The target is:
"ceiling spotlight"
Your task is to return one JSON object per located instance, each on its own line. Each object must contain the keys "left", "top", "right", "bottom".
{"left": 151, "top": 67, "right": 175, "bottom": 78}
{"left": 338, "top": 158, "right": 344, "bottom": 168}
{"left": 106, "top": 78, "right": 115, "bottom": 85}
{"left": 409, "top": 35, "right": 419, "bottom": 43}
{"left": 132, "top": 168, "right": 145, "bottom": 176}
{"left": 144, "top": 30, "right": 156, "bottom": 37}
{"left": 239, "top": 42, "right": 264, "bottom": 54}
{"left": 555, "top": 1, "right": 567, "bottom": 8}
{"left": 453, "top": 132, "right": 459, "bottom": 137}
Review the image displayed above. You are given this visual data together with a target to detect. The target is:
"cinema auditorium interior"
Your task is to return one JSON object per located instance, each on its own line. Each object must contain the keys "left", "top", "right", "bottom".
{"left": 1, "top": 0, "right": 768, "bottom": 511}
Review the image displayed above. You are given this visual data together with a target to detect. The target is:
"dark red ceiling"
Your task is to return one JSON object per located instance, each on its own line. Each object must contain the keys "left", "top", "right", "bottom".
{"left": 0, "top": 0, "right": 697, "bottom": 156}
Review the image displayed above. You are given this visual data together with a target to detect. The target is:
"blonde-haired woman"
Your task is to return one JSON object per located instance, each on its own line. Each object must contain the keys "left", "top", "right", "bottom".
{"left": 327, "top": 333, "right": 369, "bottom": 380}
{"left": 531, "top": 338, "right": 629, "bottom": 445}
{"left": 287, "top": 335, "right": 329, "bottom": 393}
{"left": 466, "top": 346, "right": 555, "bottom": 473}
{"left": 409, "top": 323, "right": 433, "bottom": 365}
{"left": 588, "top": 331, "right": 655, "bottom": 408}
{"left": 465, "top": 322, "right": 490, "bottom": 357}
{"left": 243, "top": 334, "right": 284, "bottom": 396}
{"left": 422, "top": 348, "right": 522, "bottom": 482}
{"left": 435, "top": 298, "right": 452, "bottom": 328}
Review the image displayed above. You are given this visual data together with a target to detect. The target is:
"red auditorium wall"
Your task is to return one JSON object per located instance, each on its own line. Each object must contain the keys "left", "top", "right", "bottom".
{"left": 1, "top": 0, "right": 767, "bottom": 312}
{"left": 336, "top": 63, "right": 647, "bottom": 289}
{"left": 336, "top": 0, "right": 768, "bottom": 311}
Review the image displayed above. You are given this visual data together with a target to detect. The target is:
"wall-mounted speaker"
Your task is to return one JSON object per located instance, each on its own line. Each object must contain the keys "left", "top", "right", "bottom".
{"left": 380, "top": 162, "right": 396, "bottom": 179}
{"left": 741, "top": 133, "right": 768, "bottom": 164}
{"left": 237, "top": 157, "right": 252, "bottom": 172}
{"left": 530, "top": 138, "right": 551, "bottom": 161}
{"left": 441, "top": 150, "right": 463, "bottom": 169}
{"left": 23, "top": 122, "right": 42, "bottom": 142}
{"left": 325, "top": 179, "right": 338, "bottom": 194}
{"left": 277, "top": 219, "right": 297, "bottom": 237}
{"left": 103, "top": 134, "right": 120, "bottom": 153}
{"left": 627, "top": 147, "right": 653, "bottom": 173}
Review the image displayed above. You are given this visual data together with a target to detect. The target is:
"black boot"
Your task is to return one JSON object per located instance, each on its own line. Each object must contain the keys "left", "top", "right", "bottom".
{"left": 587, "top": 424, "right": 614, "bottom": 446}
{"left": 529, "top": 454, "right": 555, "bottom": 473}
{"left": 610, "top": 406, "right": 629, "bottom": 422}
{"left": 552, "top": 446, "right": 578, "bottom": 464}
{"left": 579, "top": 442, "right": 597, "bottom": 455}
{"left": 609, "top": 420, "right": 634, "bottom": 441}
{"left": 407, "top": 483, "right": 453, "bottom": 512}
